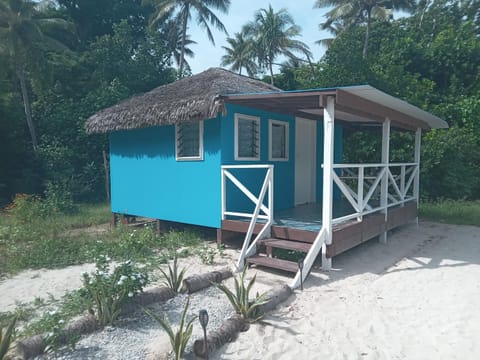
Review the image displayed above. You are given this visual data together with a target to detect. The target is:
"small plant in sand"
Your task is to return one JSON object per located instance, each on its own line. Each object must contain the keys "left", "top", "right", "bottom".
{"left": 215, "top": 267, "right": 270, "bottom": 322}
{"left": 81, "top": 256, "right": 148, "bottom": 326}
{"left": 0, "top": 315, "right": 17, "bottom": 360}
{"left": 144, "top": 297, "right": 196, "bottom": 360}
{"left": 159, "top": 256, "right": 186, "bottom": 293}
{"left": 197, "top": 245, "right": 216, "bottom": 265}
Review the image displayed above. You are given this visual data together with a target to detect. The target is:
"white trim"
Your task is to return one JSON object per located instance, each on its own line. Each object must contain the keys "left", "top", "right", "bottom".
{"left": 234, "top": 113, "right": 261, "bottom": 161}
{"left": 268, "top": 119, "right": 289, "bottom": 161}
{"left": 175, "top": 121, "right": 204, "bottom": 161}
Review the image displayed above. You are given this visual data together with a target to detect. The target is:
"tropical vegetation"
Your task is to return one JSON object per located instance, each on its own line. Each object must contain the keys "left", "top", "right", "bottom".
{"left": 0, "top": 0, "right": 478, "bottom": 215}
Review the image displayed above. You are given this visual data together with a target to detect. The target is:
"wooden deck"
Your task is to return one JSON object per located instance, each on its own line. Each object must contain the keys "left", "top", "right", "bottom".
{"left": 220, "top": 201, "right": 418, "bottom": 262}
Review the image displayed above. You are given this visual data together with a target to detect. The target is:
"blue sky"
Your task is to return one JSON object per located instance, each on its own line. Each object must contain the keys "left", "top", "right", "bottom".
{"left": 187, "top": 1, "right": 330, "bottom": 74}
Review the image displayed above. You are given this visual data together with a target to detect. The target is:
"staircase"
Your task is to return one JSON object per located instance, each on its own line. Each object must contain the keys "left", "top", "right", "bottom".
{"left": 246, "top": 237, "right": 312, "bottom": 273}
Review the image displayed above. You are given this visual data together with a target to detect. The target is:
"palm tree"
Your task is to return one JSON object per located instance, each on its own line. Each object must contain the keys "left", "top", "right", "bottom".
{"left": 147, "top": 0, "right": 231, "bottom": 77}
{"left": 0, "top": 0, "right": 71, "bottom": 151}
{"left": 220, "top": 32, "right": 257, "bottom": 77}
{"left": 162, "top": 19, "right": 197, "bottom": 70}
{"left": 314, "top": 0, "right": 414, "bottom": 58}
{"left": 242, "top": 5, "right": 312, "bottom": 85}
{"left": 315, "top": 20, "right": 345, "bottom": 48}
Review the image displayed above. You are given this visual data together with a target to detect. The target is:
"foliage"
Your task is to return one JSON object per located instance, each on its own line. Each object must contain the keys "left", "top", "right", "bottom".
{"left": 159, "top": 256, "right": 186, "bottom": 293}
{"left": 81, "top": 256, "right": 148, "bottom": 326}
{"left": 144, "top": 296, "right": 196, "bottom": 360}
{"left": 215, "top": 267, "right": 269, "bottom": 322}
{"left": 421, "top": 127, "right": 480, "bottom": 200}
{"left": 420, "top": 200, "right": 480, "bottom": 226}
{"left": 146, "top": 0, "right": 231, "bottom": 76}
{"left": 241, "top": 5, "right": 312, "bottom": 85}
{"left": 0, "top": 315, "right": 17, "bottom": 360}
{"left": 116, "top": 224, "right": 159, "bottom": 259}
{"left": 197, "top": 245, "right": 217, "bottom": 265}
{"left": 221, "top": 32, "right": 258, "bottom": 76}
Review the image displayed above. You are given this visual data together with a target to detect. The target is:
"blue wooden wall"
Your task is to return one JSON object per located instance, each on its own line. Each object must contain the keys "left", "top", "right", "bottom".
{"left": 221, "top": 104, "right": 295, "bottom": 215}
{"left": 109, "top": 117, "right": 222, "bottom": 228}
{"left": 109, "top": 103, "right": 343, "bottom": 229}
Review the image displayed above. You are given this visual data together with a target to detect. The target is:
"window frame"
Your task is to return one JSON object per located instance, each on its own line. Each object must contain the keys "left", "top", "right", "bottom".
{"left": 175, "top": 120, "right": 204, "bottom": 161}
{"left": 268, "top": 119, "right": 289, "bottom": 161}
{"left": 234, "top": 113, "right": 261, "bottom": 161}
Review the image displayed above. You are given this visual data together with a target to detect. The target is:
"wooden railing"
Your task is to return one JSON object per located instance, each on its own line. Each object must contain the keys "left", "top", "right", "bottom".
{"left": 221, "top": 165, "right": 274, "bottom": 270}
{"left": 332, "top": 162, "right": 418, "bottom": 225}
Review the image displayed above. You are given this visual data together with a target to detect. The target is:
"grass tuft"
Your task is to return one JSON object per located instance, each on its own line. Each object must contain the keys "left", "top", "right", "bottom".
{"left": 420, "top": 200, "right": 480, "bottom": 226}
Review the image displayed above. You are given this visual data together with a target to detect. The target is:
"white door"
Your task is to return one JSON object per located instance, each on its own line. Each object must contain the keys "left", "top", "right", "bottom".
{"left": 295, "top": 118, "right": 317, "bottom": 205}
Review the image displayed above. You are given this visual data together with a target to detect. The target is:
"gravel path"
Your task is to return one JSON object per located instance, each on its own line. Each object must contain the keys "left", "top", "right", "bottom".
{"left": 36, "top": 286, "right": 233, "bottom": 360}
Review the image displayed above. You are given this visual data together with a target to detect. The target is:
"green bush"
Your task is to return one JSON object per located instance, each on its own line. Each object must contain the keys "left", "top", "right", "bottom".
{"left": 144, "top": 297, "right": 196, "bottom": 360}
{"left": 81, "top": 256, "right": 148, "bottom": 326}
{"left": 0, "top": 315, "right": 17, "bottom": 359}
{"left": 215, "top": 268, "right": 270, "bottom": 322}
{"left": 159, "top": 256, "right": 186, "bottom": 294}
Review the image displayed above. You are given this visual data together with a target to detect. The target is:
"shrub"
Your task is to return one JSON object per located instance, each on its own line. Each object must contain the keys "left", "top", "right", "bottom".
{"left": 0, "top": 315, "right": 17, "bottom": 360}
{"left": 197, "top": 245, "right": 216, "bottom": 265}
{"left": 81, "top": 256, "right": 148, "bottom": 326}
{"left": 159, "top": 256, "right": 186, "bottom": 294}
{"left": 215, "top": 267, "right": 269, "bottom": 322}
{"left": 144, "top": 297, "right": 196, "bottom": 360}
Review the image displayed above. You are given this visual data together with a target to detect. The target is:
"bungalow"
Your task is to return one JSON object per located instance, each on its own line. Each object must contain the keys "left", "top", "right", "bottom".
{"left": 85, "top": 68, "right": 447, "bottom": 288}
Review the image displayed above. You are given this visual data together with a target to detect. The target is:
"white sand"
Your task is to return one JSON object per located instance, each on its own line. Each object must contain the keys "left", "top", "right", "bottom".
{"left": 2, "top": 222, "right": 479, "bottom": 360}
{"left": 216, "top": 222, "right": 480, "bottom": 360}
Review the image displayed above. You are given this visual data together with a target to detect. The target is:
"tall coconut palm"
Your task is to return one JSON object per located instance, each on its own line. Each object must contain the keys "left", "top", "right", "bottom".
{"left": 220, "top": 32, "right": 257, "bottom": 77}
{"left": 314, "top": 0, "right": 414, "bottom": 58}
{"left": 243, "top": 5, "right": 312, "bottom": 85}
{"left": 147, "top": 0, "right": 231, "bottom": 77}
{"left": 162, "top": 19, "right": 197, "bottom": 70}
{"left": 315, "top": 20, "right": 345, "bottom": 48}
{"left": 0, "top": 0, "right": 72, "bottom": 151}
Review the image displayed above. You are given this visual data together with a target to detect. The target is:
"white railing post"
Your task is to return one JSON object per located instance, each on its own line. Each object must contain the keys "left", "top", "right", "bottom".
{"left": 357, "top": 166, "right": 364, "bottom": 221}
{"left": 222, "top": 165, "right": 273, "bottom": 271}
{"left": 221, "top": 169, "right": 226, "bottom": 220}
{"left": 380, "top": 118, "right": 390, "bottom": 243}
{"left": 400, "top": 165, "right": 406, "bottom": 205}
{"left": 414, "top": 127, "right": 421, "bottom": 224}
{"left": 322, "top": 96, "right": 335, "bottom": 270}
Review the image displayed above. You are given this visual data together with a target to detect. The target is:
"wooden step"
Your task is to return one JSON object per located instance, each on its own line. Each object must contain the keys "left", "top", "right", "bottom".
{"left": 246, "top": 255, "right": 298, "bottom": 273}
{"left": 259, "top": 238, "right": 311, "bottom": 252}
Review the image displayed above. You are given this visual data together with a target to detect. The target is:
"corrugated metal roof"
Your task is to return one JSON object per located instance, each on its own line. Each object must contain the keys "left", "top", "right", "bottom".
{"left": 224, "top": 84, "right": 448, "bottom": 130}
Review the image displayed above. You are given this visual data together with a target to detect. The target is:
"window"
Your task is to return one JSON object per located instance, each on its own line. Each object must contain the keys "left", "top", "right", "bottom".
{"left": 269, "top": 120, "right": 289, "bottom": 161}
{"left": 235, "top": 114, "right": 260, "bottom": 160}
{"left": 175, "top": 121, "right": 203, "bottom": 160}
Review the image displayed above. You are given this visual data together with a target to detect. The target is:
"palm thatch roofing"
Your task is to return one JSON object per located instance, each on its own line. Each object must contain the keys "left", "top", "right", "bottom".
{"left": 85, "top": 68, "right": 280, "bottom": 134}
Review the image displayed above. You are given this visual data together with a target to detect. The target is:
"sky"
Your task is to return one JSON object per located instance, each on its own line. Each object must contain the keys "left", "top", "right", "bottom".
{"left": 187, "top": 1, "right": 330, "bottom": 75}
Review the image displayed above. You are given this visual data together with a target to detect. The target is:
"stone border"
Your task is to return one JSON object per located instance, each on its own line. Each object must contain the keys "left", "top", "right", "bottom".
{"left": 6, "top": 268, "right": 233, "bottom": 360}
{"left": 193, "top": 284, "right": 293, "bottom": 359}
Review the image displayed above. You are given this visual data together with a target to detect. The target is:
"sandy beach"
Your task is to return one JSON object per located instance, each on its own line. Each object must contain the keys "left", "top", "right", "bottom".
{"left": 218, "top": 222, "right": 480, "bottom": 360}
{"left": 1, "top": 221, "right": 479, "bottom": 359}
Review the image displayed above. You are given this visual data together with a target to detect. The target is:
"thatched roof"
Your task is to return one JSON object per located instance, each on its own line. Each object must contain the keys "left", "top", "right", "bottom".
{"left": 85, "top": 68, "right": 280, "bottom": 134}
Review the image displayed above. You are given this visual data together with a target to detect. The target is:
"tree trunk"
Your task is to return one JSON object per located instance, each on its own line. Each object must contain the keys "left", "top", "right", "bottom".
{"left": 362, "top": 9, "right": 372, "bottom": 59}
{"left": 269, "top": 61, "right": 274, "bottom": 85}
{"left": 17, "top": 66, "right": 38, "bottom": 151}
{"left": 257, "top": 284, "right": 292, "bottom": 314}
{"left": 178, "top": 5, "right": 189, "bottom": 78}
{"left": 183, "top": 268, "right": 232, "bottom": 293}
{"left": 193, "top": 314, "right": 248, "bottom": 359}
{"left": 6, "top": 315, "right": 98, "bottom": 360}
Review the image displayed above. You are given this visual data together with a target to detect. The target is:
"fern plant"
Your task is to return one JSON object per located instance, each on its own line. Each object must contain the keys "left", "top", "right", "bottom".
{"left": 159, "top": 256, "right": 186, "bottom": 293}
{"left": 144, "top": 297, "right": 196, "bottom": 360}
{"left": 215, "top": 267, "right": 270, "bottom": 322}
{"left": 0, "top": 316, "right": 17, "bottom": 360}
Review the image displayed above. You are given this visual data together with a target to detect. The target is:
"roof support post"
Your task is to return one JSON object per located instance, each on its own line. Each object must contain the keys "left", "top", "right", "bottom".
{"left": 380, "top": 118, "right": 391, "bottom": 244}
{"left": 414, "top": 127, "right": 422, "bottom": 224}
{"left": 321, "top": 96, "right": 335, "bottom": 270}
